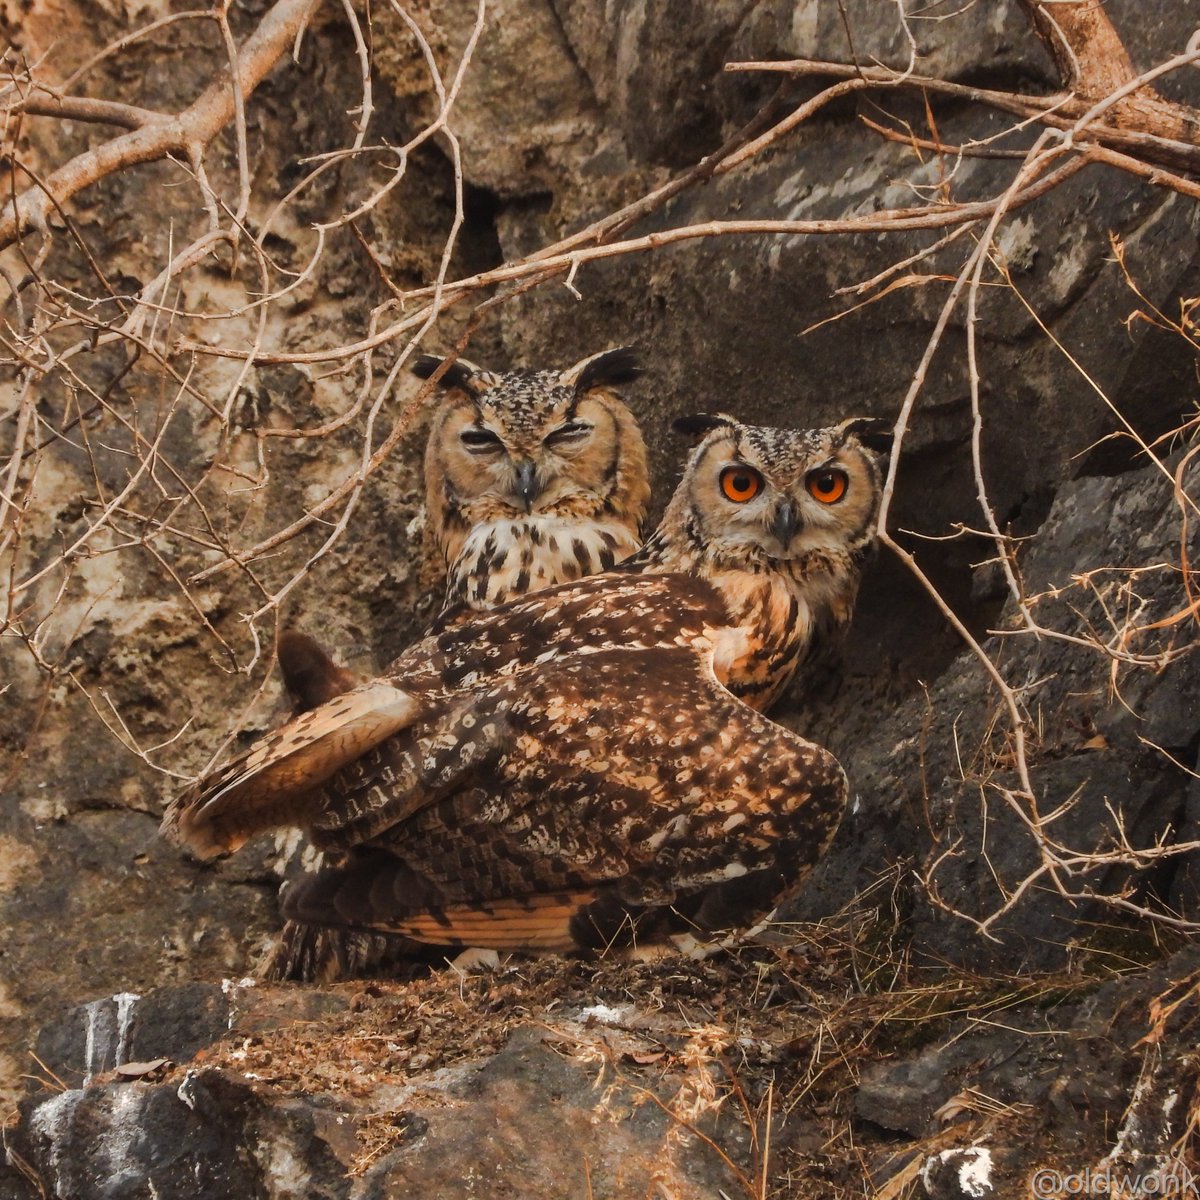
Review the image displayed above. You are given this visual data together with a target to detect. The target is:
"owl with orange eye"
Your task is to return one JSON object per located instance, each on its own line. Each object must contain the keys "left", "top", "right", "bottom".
{"left": 165, "top": 414, "right": 890, "bottom": 963}
{"left": 633, "top": 411, "right": 891, "bottom": 711}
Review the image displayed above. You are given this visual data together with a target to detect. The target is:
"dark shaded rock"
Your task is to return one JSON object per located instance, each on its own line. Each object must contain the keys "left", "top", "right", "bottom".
{"left": 0, "top": 1155, "right": 40, "bottom": 1200}
{"left": 25, "top": 978, "right": 354, "bottom": 1104}
{"left": 10, "top": 942, "right": 1200, "bottom": 1199}
{"left": 855, "top": 1035, "right": 1022, "bottom": 1138}
{"left": 9, "top": 988, "right": 747, "bottom": 1200}
{"left": 34, "top": 985, "right": 231, "bottom": 1091}
{"left": 856, "top": 946, "right": 1200, "bottom": 1193}
{"left": 9, "top": 1069, "right": 354, "bottom": 1200}
{"left": 555, "top": 0, "right": 1054, "bottom": 167}
{"left": 792, "top": 452, "right": 1200, "bottom": 972}
{"left": 360, "top": 1027, "right": 743, "bottom": 1199}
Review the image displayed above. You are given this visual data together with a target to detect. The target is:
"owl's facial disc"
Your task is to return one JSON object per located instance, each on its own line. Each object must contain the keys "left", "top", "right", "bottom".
{"left": 694, "top": 426, "right": 875, "bottom": 562}
{"left": 524, "top": 419, "right": 598, "bottom": 509}
{"left": 714, "top": 461, "right": 800, "bottom": 556}
{"left": 432, "top": 365, "right": 646, "bottom": 527}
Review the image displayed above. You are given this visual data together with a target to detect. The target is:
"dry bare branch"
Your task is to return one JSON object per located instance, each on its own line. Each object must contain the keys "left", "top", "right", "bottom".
{"left": 0, "top": 0, "right": 321, "bottom": 252}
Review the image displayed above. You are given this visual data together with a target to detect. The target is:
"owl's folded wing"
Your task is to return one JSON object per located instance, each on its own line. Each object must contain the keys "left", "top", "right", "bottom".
{"left": 160, "top": 679, "right": 420, "bottom": 859}
{"left": 280, "top": 645, "right": 848, "bottom": 954}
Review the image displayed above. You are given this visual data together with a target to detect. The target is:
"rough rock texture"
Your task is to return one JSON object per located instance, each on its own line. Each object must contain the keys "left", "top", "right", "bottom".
{"left": 7, "top": 944, "right": 1200, "bottom": 1198}
{"left": 793, "top": 452, "right": 1200, "bottom": 973}
{"left": 2, "top": 0, "right": 1200, "bottom": 1195}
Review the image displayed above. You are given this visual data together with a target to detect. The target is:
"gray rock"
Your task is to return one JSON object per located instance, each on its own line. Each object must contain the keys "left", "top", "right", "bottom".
{"left": 4, "top": 0, "right": 1200, "bottom": 1192}
{"left": 8, "top": 987, "right": 747, "bottom": 1200}
{"left": 10, "top": 1069, "right": 353, "bottom": 1200}
{"left": 359, "top": 1028, "right": 744, "bottom": 1199}
{"left": 791, "top": 453, "right": 1200, "bottom": 971}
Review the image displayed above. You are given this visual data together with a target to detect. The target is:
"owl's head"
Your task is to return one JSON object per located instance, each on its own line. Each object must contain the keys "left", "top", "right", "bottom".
{"left": 418, "top": 348, "right": 650, "bottom": 560}
{"left": 663, "top": 413, "right": 891, "bottom": 565}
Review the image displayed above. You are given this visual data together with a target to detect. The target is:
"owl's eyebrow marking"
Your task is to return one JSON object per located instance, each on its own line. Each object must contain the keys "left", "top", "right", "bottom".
{"left": 546, "top": 419, "right": 593, "bottom": 441}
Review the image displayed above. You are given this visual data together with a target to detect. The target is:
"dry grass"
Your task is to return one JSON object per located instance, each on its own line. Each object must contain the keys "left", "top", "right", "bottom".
{"left": 151, "top": 893, "right": 1160, "bottom": 1196}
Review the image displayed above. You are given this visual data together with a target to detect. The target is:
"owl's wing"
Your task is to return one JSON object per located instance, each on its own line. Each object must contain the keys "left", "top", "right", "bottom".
{"left": 161, "top": 679, "right": 421, "bottom": 859}
{"left": 282, "top": 644, "right": 847, "bottom": 954}
{"left": 164, "top": 574, "right": 733, "bottom": 865}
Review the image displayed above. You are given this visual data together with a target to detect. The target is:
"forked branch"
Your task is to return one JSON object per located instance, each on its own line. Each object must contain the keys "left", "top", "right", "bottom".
{"left": 0, "top": 0, "right": 321, "bottom": 252}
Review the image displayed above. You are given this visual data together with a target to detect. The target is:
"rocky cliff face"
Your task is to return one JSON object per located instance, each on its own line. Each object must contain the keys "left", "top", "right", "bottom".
{"left": 2, "top": 0, "right": 1199, "bottom": 1195}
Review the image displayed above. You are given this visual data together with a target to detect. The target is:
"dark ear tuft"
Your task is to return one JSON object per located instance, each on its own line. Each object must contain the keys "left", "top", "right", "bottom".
{"left": 411, "top": 354, "right": 481, "bottom": 394}
{"left": 277, "top": 630, "right": 358, "bottom": 715}
{"left": 671, "top": 412, "right": 736, "bottom": 443}
{"left": 840, "top": 416, "right": 894, "bottom": 455}
{"left": 571, "top": 346, "right": 643, "bottom": 393}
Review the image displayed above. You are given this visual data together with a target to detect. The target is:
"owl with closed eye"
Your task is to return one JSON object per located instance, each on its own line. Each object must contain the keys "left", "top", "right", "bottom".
{"left": 166, "top": 414, "right": 889, "bottom": 965}
{"left": 262, "top": 348, "right": 650, "bottom": 979}
{"left": 418, "top": 346, "right": 650, "bottom": 617}
{"left": 275, "top": 347, "right": 649, "bottom": 708}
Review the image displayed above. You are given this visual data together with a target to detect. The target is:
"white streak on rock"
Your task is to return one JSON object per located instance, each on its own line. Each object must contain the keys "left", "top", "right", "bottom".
{"left": 113, "top": 992, "right": 139, "bottom": 1067}
{"left": 919, "top": 1146, "right": 994, "bottom": 1197}
{"left": 81, "top": 991, "right": 141, "bottom": 1083}
{"left": 577, "top": 1003, "right": 626, "bottom": 1025}
{"left": 82, "top": 998, "right": 106, "bottom": 1083}
{"left": 176, "top": 1068, "right": 199, "bottom": 1110}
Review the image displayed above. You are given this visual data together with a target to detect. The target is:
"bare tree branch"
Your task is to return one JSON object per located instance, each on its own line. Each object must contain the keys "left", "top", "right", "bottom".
{"left": 0, "top": 0, "right": 321, "bottom": 250}
{"left": 725, "top": 54, "right": 1200, "bottom": 174}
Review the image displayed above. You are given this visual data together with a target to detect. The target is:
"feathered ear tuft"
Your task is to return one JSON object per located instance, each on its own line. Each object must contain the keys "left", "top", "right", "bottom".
{"left": 561, "top": 346, "right": 643, "bottom": 393}
{"left": 671, "top": 412, "right": 737, "bottom": 443}
{"left": 277, "top": 630, "right": 358, "bottom": 715}
{"left": 411, "top": 354, "right": 493, "bottom": 395}
{"left": 838, "top": 416, "right": 894, "bottom": 455}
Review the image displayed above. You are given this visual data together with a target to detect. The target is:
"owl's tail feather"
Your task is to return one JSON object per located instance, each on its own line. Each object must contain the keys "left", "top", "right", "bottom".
{"left": 161, "top": 680, "right": 420, "bottom": 859}
{"left": 257, "top": 919, "right": 429, "bottom": 984}
{"left": 378, "top": 896, "right": 596, "bottom": 953}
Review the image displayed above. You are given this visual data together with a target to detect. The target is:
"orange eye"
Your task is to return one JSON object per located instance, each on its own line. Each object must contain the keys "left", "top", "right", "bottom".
{"left": 806, "top": 468, "right": 848, "bottom": 504}
{"left": 719, "top": 466, "right": 763, "bottom": 503}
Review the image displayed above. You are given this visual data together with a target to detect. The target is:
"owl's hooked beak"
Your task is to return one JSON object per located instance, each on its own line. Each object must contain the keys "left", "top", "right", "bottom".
{"left": 770, "top": 500, "right": 800, "bottom": 550}
{"left": 514, "top": 459, "right": 541, "bottom": 512}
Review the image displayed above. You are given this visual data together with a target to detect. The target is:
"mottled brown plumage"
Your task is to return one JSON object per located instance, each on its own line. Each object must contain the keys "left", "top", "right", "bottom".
{"left": 633, "top": 412, "right": 886, "bottom": 711}
{"left": 163, "top": 416, "right": 885, "bottom": 960}
{"left": 265, "top": 349, "right": 651, "bottom": 977}
{"left": 419, "top": 346, "right": 650, "bottom": 617}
